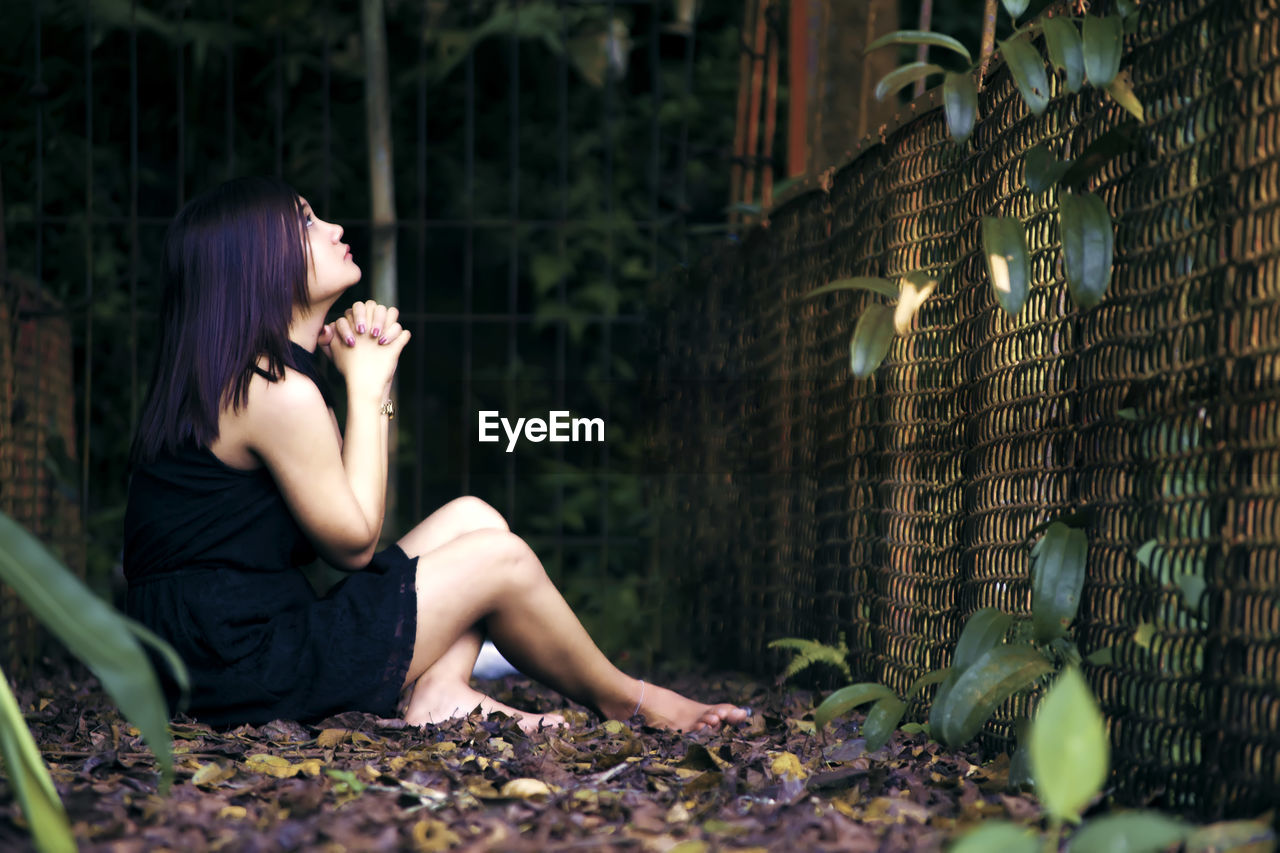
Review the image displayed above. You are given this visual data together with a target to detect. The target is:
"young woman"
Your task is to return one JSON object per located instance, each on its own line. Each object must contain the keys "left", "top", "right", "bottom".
{"left": 123, "top": 176, "right": 748, "bottom": 733}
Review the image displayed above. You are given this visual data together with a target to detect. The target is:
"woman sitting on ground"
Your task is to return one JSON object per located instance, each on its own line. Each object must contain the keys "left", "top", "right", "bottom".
{"left": 123, "top": 176, "right": 748, "bottom": 733}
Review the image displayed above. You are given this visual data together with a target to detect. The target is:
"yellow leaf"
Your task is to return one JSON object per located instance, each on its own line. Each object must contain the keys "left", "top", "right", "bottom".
{"left": 191, "top": 761, "right": 236, "bottom": 787}
{"left": 431, "top": 741, "right": 458, "bottom": 754}
{"left": 244, "top": 753, "right": 299, "bottom": 778}
{"left": 499, "top": 778, "right": 553, "bottom": 799}
{"left": 295, "top": 759, "right": 323, "bottom": 778}
{"left": 666, "top": 802, "right": 691, "bottom": 823}
{"left": 787, "top": 718, "right": 816, "bottom": 735}
{"left": 669, "top": 842, "right": 709, "bottom": 853}
{"left": 769, "top": 752, "right": 809, "bottom": 781}
{"left": 1134, "top": 620, "right": 1157, "bottom": 649}
{"left": 218, "top": 805, "right": 247, "bottom": 820}
{"left": 603, "top": 720, "right": 627, "bottom": 735}
{"left": 363, "top": 764, "right": 380, "bottom": 780}
{"left": 316, "top": 728, "right": 351, "bottom": 748}
{"left": 466, "top": 778, "right": 500, "bottom": 799}
{"left": 412, "top": 818, "right": 460, "bottom": 852}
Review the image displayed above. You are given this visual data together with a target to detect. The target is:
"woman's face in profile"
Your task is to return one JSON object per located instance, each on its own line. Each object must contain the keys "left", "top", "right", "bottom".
{"left": 301, "top": 197, "right": 362, "bottom": 303}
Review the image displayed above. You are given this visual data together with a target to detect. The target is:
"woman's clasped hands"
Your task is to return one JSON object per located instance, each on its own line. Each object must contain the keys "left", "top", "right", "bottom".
{"left": 319, "top": 299, "right": 411, "bottom": 401}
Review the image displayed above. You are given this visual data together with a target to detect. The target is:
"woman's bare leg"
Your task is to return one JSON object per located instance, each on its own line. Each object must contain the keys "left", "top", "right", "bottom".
{"left": 396, "top": 498, "right": 564, "bottom": 731}
{"left": 400, "top": 523, "right": 748, "bottom": 732}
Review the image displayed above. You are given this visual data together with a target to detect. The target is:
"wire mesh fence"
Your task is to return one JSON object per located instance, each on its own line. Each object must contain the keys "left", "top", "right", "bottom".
{"left": 650, "top": 0, "right": 1280, "bottom": 820}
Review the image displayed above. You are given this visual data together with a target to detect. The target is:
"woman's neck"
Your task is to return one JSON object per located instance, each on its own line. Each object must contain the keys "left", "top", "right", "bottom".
{"left": 290, "top": 297, "right": 341, "bottom": 352}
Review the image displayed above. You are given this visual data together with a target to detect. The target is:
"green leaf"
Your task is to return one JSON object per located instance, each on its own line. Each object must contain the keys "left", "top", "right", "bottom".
{"left": 1105, "top": 72, "right": 1144, "bottom": 120}
{"left": 953, "top": 608, "right": 1013, "bottom": 674}
{"left": 1175, "top": 572, "right": 1207, "bottom": 614}
{"left": 950, "top": 820, "right": 1041, "bottom": 853}
{"left": 1029, "top": 667, "right": 1109, "bottom": 824}
{"left": 1009, "top": 743, "right": 1035, "bottom": 791}
{"left": 814, "top": 682, "right": 898, "bottom": 731}
{"left": 1060, "top": 190, "right": 1114, "bottom": 309}
{"left": 874, "top": 62, "right": 946, "bottom": 102}
{"left": 900, "top": 722, "right": 930, "bottom": 735}
{"left": 1059, "top": 122, "right": 1141, "bottom": 190}
{"left": 1031, "top": 522, "right": 1088, "bottom": 644}
{"left": 1024, "top": 143, "right": 1073, "bottom": 193}
{"left": 0, "top": 666, "right": 76, "bottom": 853}
{"left": 1134, "top": 539, "right": 1158, "bottom": 569}
{"left": 865, "top": 30, "right": 973, "bottom": 64}
{"left": 1068, "top": 812, "right": 1191, "bottom": 852}
{"left": 850, "top": 303, "right": 895, "bottom": 379}
{"left": 928, "top": 672, "right": 956, "bottom": 735}
{"left": 893, "top": 271, "right": 938, "bottom": 334}
{"left": 981, "top": 216, "right": 1031, "bottom": 317}
{"left": 1084, "top": 646, "right": 1115, "bottom": 666}
{"left": 905, "top": 667, "right": 952, "bottom": 700}
{"left": 0, "top": 511, "right": 181, "bottom": 791}
{"left": 1042, "top": 17, "right": 1085, "bottom": 93}
{"left": 1082, "top": 14, "right": 1123, "bottom": 86}
{"left": 943, "top": 71, "right": 978, "bottom": 143}
{"left": 862, "top": 696, "right": 907, "bottom": 752}
{"left": 1116, "top": 407, "right": 1141, "bottom": 421}
{"left": 999, "top": 33, "right": 1050, "bottom": 116}
{"left": 1001, "top": 0, "right": 1031, "bottom": 21}
{"left": 1116, "top": 0, "right": 1140, "bottom": 18}
{"left": 804, "top": 276, "right": 899, "bottom": 300}
{"left": 936, "top": 645, "right": 1054, "bottom": 747}
{"left": 768, "top": 636, "right": 853, "bottom": 682}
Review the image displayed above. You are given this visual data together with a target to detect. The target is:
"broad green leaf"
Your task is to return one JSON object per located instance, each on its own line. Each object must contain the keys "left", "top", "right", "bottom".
{"left": 1060, "top": 190, "right": 1114, "bottom": 309}
{"left": 1105, "top": 71, "right": 1144, "bottom": 120}
{"left": 953, "top": 608, "right": 1013, "bottom": 674}
{"left": 1031, "top": 522, "right": 1088, "bottom": 644}
{"left": 0, "top": 667, "right": 76, "bottom": 853}
{"left": 950, "top": 820, "right": 1041, "bottom": 853}
{"left": 875, "top": 62, "right": 945, "bottom": 102}
{"left": 0, "top": 511, "right": 182, "bottom": 791}
{"left": 1116, "top": 0, "right": 1140, "bottom": 18}
{"left": 1082, "top": 15, "right": 1123, "bottom": 86}
{"left": 1042, "top": 17, "right": 1085, "bottom": 93}
{"left": 1001, "top": 0, "right": 1030, "bottom": 21}
{"left": 1024, "top": 143, "right": 1072, "bottom": 193}
{"left": 999, "top": 34, "right": 1050, "bottom": 116}
{"left": 1010, "top": 723, "right": 1035, "bottom": 791}
{"left": 900, "top": 722, "right": 930, "bottom": 735}
{"left": 1068, "top": 812, "right": 1190, "bottom": 852}
{"left": 804, "top": 276, "right": 899, "bottom": 300}
{"left": 936, "top": 645, "right": 1054, "bottom": 747}
{"left": 850, "top": 303, "right": 895, "bottom": 379}
{"left": 893, "top": 271, "right": 938, "bottom": 334}
{"left": 861, "top": 696, "right": 907, "bottom": 752}
{"left": 1059, "top": 122, "right": 1140, "bottom": 190}
{"left": 905, "top": 667, "right": 952, "bottom": 699}
{"left": 1029, "top": 667, "right": 1109, "bottom": 824}
{"left": 943, "top": 71, "right": 978, "bottom": 144}
{"left": 866, "top": 30, "right": 973, "bottom": 64}
{"left": 928, "top": 672, "right": 956, "bottom": 734}
{"left": 981, "top": 216, "right": 1031, "bottom": 317}
{"left": 814, "top": 682, "right": 898, "bottom": 730}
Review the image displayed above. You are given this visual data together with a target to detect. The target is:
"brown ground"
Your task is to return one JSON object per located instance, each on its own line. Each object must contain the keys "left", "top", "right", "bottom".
{"left": 0, "top": 663, "right": 1260, "bottom": 852}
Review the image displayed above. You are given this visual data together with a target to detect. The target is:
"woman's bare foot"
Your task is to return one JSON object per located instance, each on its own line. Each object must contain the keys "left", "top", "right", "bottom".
{"left": 405, "top": 680, "right": 566, "bottom": 734}
{"left": 614, "top": 680, "right": 751, "bottom": 733}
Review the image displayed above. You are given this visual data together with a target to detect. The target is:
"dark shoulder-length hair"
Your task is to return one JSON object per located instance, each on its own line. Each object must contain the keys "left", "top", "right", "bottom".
{"left": 131, "top": 176, "right": 312, "bottom": 464}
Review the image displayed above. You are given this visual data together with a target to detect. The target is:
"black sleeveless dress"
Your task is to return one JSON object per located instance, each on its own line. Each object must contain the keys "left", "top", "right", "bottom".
{"left": 123, "top": 343, "right": 418, "bottom": 727}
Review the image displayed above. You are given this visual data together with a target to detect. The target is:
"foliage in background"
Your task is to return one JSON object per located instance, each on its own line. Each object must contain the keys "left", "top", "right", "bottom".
{"left": 0, "top": 511, "right": 186, "bottom": 851}
{"left": 0, "top": 0, "right": 745, "bottom": 659}
{"left": 814, "top": 0, "right": 1146, "bottom": 380}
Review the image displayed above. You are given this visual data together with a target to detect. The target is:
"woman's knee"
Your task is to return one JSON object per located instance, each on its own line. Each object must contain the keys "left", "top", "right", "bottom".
{"left": 445, "top": 528, "right": 543, "bottom": 593}
{"left": 442, "top": 496, "right": 509, "bottom": 534}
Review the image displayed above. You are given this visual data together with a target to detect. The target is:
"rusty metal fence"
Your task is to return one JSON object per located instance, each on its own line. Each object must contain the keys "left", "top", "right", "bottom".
{"left": 649, "top": 0, "right": 1279, "bottom": 819}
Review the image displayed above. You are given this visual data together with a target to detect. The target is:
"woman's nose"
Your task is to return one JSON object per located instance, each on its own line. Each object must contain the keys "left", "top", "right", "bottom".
{"left": 332, "top": 223, "right": 344, "bottom": 242}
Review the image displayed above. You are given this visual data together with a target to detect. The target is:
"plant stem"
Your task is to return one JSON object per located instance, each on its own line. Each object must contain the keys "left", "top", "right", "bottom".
{"left": 978, "top": 0, "right": 998, "bottom": 88}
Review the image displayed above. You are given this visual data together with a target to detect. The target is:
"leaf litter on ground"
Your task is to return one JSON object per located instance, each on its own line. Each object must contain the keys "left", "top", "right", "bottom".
{"left": 2, "top": 659, "right": 1232, "bottom": 853}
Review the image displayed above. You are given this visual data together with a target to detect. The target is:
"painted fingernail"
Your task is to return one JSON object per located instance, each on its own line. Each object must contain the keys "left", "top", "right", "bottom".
{"left": 346, "top": 336, "right": 355, "bottom": 346}
{"left": 357, "top": 324, "right": 366, "bottom": 334}
{"left": 379, "top": 336, "right": 388, "bottom": 345}
{"left": 371, "top": 328, "right": 380, "bottom": 337}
